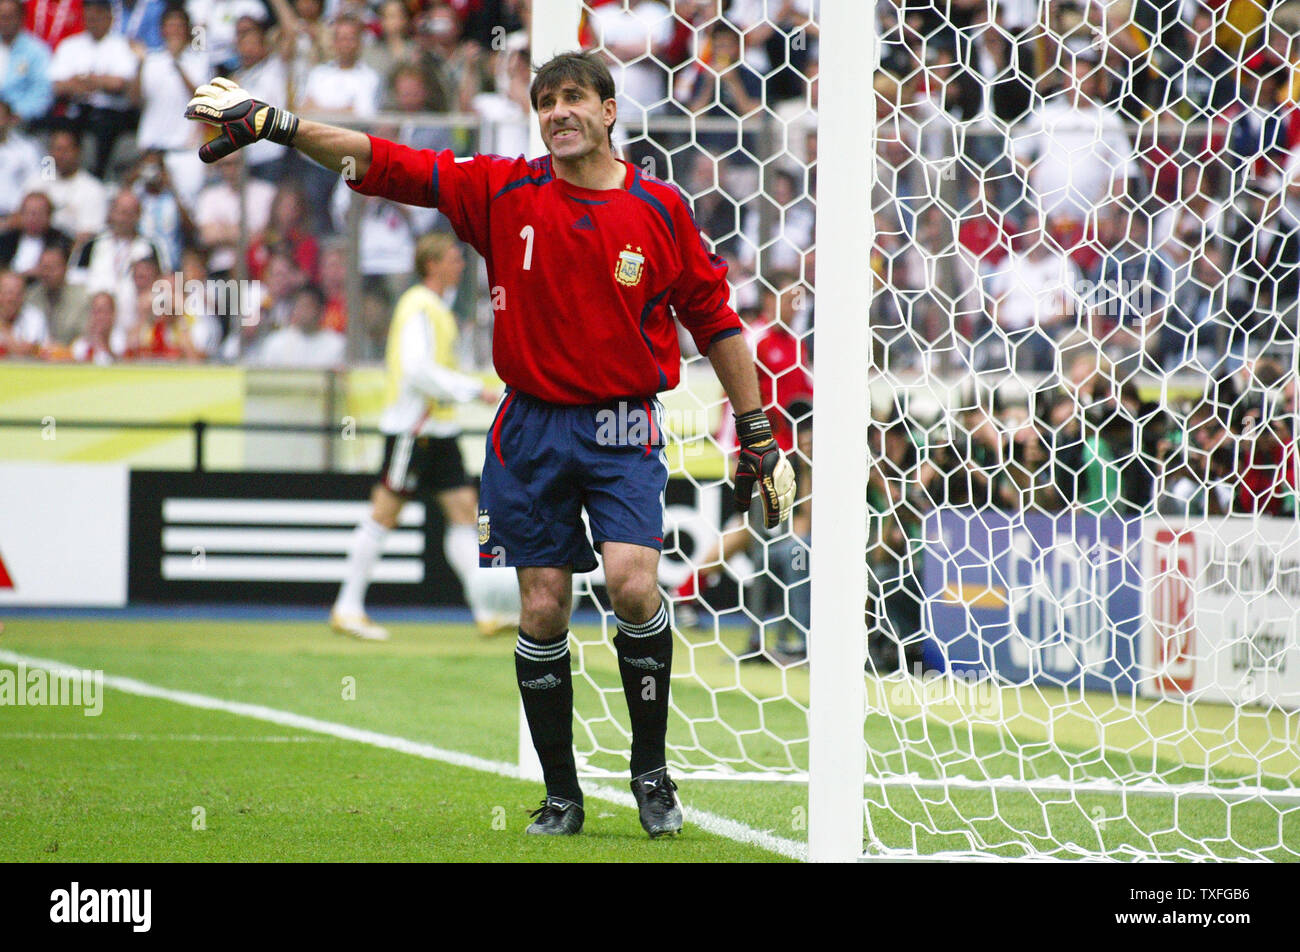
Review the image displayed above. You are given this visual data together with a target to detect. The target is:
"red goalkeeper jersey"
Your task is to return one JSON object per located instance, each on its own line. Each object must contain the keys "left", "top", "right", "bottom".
{"left": 349, "top": 135, "right": 742, "bottom": 405}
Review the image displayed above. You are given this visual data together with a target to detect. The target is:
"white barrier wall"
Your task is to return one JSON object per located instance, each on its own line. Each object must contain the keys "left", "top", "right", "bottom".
{"left": 1144, "top": 516, "right": 1300, "bottom": 709}
{"left": 0, "top": 464, "right": 129, "bottom": 606}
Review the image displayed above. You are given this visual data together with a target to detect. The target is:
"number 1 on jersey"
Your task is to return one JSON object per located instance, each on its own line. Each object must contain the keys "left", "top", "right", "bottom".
{"left": 519, "top": 225, "right": 534, "bottom": 271}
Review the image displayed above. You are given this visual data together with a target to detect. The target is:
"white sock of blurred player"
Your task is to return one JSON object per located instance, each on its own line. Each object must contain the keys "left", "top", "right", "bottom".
{"left": 443, "top": 522, "right": 520, "bottom": 636}
{"left": 332, "top": 514, "right": 392, "bottom": 641}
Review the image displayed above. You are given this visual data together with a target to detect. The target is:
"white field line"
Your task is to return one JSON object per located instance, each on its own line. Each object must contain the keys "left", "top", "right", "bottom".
{"left": 0, "top": 650, "right": 807, "bottom": 862}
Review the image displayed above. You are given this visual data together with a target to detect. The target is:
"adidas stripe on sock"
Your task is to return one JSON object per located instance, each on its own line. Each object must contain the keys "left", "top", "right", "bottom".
{"left": 515, "top": 630, "right": 582, "bottom": 805}
{"left": 613, "top": 603, "right": 673, "bottom": 778}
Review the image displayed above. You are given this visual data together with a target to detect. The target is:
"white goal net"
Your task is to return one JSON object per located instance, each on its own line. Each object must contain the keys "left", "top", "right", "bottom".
{"left": 538, "top": 0, "right": 1300, "bottom": 861}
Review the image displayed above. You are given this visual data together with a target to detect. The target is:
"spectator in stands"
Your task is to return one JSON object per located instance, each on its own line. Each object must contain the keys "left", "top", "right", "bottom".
{"left": 25, "top": 241, "right": 86, "bottom": 344}
{"left": 331, "top": 173, "right": 433, "bottom": 356}
{"left": 389, "top": 64, "right": 457, "bottom": 155}
{"left": 749, "top": 272, "right": 813, "bottom": 453}
{"left": 1011, "top": 51, "right": 1138, "bottom": 229}
{"left": 414, "top": 2, "right": 488, "bottom": 114}
{"left": 300, "top": 15, "right": 381, "bottom": 118}
{"left": 70, "top": 188, "right": 168, "bottom": 290}
{"left": 22, "top": 127, "right": 108, "bottom": 243}
{"left": 0, "top": 268, "right": 47, "bottom": 355}
{"left": 957, "top": 177, "right": 1012, "bottom": 272}
{"left": 195, "top": 151, "right": 274, "bottom": 279}
{"left": 875, "top": 71, "right": 926, "bottom": 236}
{"left": 739, "top": 169, "right": 814, "bottom": 292}
{"left": 247, "top": 183, "right": 318, "bottom": 282}
{"left": 676, "top": 21, "right": 763, "bottom": 199}
{"left": 724, "top": 0, "right": 818, "bottom": 99}
{"left": 231, "top": 14, "right": 291, "bottom": 180}
{"left": 1161, "top": 239, "right": 1229, "bottom": 373}
{"left": 48, "top": 0, "right": 140, "bottom": 177}
{"left": 187, "top": 0, "right": 269, "bottom": 73}
{"left": 1089, "top": 202, "right": 1174, "bottom": 381}
{"left": 980, "top": 211, "right": 1081, "bottom": 373}
{"left": 363, "top": 0, "right": 420, "bottom": 85}
{"left": 0, "top": 191, "right": 69, "bottom": 276}
{"left": 292, "top": 15, "right": 383, "bottom": 230}
{"left": 588, "top": 0, "right": 673, "bottom": 147}
{"left": 1000, "top": 404, "right": 1065, "bottom": 512}
{"left": 1230, "top": 376, "right": 1296, "bottom": 516}
{"left": 268, "top": 0, "right": 330, "bottom": 80}
{"left": 111, "top": 0, "right": 166, "bottom": 53}
{"left": 130, "top": 3, "right": 208, "bottom": 204}
{"left": 128, "top": 261, "right": 215, "bottom": 360}
{"left": 458, "top": 0, "right": 525, "bottom": 50}
{"left": 1227, "top": 58, "right": 1295, "bottom": 186}
{"left": 1158, "top": 6, "right": 1235, "bottom": 196}
{"left": 247, "top": 247, "right": 304, "bottom": 340}
{"left": 251, "top": 282, "right": 344, "bottom": 367}
{"left": 676, "top": 151, "right": 741, "bottom": 260}
{"left": 183, "top": 244, "right": 224, "bottom": 347}
{"left": 318, "top": 238, "right": 347, "bottom": 334}
{"left": 23, "top": 0, "right": 82, "bottom": 54}
{"left": 1238, "top": 167, "right": 1300, "bottom": 347}
{"left": 0, "top": 0, "right": 53, "bottom": 122}
{"left": 467, "top": 35, "right": 531, "bottom": 158}
{"left": 682, "top": 20, "right": 762, "bottom": 120}
{"left": 124, "top": 149, "right": 195, "bottom": 276}
{"left": 70, "top": 289, "right": 116, "bottom": 364}
{"left": 672, "top": 277, "right": 813, "bottom": 638}
{"left": 0, "top": 100, "right": 41, "bottom": 222}
{"left": 109, "top": 245, "right": 160, "bottom": 350}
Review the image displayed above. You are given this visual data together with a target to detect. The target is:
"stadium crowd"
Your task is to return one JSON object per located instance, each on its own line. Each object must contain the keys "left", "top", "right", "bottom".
{"left": 1, "top": 0, "right": 1299, "bottom": 533}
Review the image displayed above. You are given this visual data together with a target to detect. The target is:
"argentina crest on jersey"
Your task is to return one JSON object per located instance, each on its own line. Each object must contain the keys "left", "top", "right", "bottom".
{"left": 615, "top": 245, "right": 645, "bottom": 287}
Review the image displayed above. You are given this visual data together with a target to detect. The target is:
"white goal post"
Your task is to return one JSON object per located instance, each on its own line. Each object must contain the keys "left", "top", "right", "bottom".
{"left": 806, "top": 0, "right": 871, "bottom": 864}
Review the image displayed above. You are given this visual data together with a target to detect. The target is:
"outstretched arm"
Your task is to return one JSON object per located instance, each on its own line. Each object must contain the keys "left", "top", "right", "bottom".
{"left": 185, "top": 77, "right": 373, "bottom": 179}
{"left": 293, "top": 119, "right": 373, "bottom": 180}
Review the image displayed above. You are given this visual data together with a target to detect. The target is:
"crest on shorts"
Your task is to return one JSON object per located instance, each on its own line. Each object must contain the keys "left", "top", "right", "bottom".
{"left": 615, "top": 245, "right": 645, "bottom": 287}
{"left": 477, "top": 511, "right": 491, "bottom": 545}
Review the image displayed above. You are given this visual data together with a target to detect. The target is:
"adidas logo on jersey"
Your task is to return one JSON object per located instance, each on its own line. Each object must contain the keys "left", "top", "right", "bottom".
{"left": 572, "top": 214, "right": 595, "bottom": 231}
{"left": 621, "top": 656, "right": 664, "bottom": 671}
{"left": 520, "top": 673, "right": 562, "bottom": 690}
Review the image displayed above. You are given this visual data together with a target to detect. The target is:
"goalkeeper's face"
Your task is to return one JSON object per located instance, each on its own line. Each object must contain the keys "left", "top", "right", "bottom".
{"left": 536, "top": 81, "right": 615, "bottom": 163}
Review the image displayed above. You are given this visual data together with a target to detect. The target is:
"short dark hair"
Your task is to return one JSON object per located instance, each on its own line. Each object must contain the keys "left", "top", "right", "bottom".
{"left": 161, "top": 2, "right": 191, "bottom": 31}
{"left": 529, "top": 51, "right": 616, "bottom": 145}
{"left": 294, "top": 283, "right": 326, "bottom": 310}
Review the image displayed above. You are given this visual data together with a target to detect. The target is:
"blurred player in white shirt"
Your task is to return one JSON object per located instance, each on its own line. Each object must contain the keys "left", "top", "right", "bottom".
{"left": 331, "top": 233, "right": 521, "bottom": 640}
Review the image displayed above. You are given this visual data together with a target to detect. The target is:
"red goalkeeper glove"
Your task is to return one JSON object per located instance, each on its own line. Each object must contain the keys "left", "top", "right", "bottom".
{"left": 733, "top": 409, "right": 796, "bottom": 528}
{"left": 184, "top": 77, "right": 299, "bottom": 164}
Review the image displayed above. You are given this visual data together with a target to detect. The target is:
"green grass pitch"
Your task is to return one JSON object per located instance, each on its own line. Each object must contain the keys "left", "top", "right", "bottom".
{"left": 0, "top": 618, "right": 801, "bottom": 863}
{"left": 0, "top": 616, "right": 1296, "bottom": 861}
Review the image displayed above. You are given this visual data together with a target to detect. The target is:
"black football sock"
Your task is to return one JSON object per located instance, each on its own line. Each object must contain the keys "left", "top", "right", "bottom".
{"left": 613, "top": 601, "right": 673, "bottom": 778}
{"left": 515, "top": 630, "right": 582, "bottom": 805}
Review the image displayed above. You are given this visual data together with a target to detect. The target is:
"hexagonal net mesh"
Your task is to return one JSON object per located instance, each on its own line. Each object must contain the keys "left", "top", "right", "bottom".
{"left": 566, "top": 0, "right": 1300, "bottom": 859}
{"left": 558, "top": 0, "right": 818, "bottom": 784}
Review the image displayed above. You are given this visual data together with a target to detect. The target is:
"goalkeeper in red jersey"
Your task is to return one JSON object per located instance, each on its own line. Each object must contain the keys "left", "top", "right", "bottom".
{"left": 185, "top": 51, "right": 795, "bottom": 838}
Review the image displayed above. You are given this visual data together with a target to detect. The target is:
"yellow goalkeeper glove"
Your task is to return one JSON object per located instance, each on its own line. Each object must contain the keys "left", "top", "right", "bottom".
{"left": 184, "top": 77, "right": 299, "bottom": 164}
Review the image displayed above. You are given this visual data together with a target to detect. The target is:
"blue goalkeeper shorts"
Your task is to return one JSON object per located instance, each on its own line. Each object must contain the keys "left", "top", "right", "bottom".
{"left": 477, "top": 388, "right": 668, "bottom": 572}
